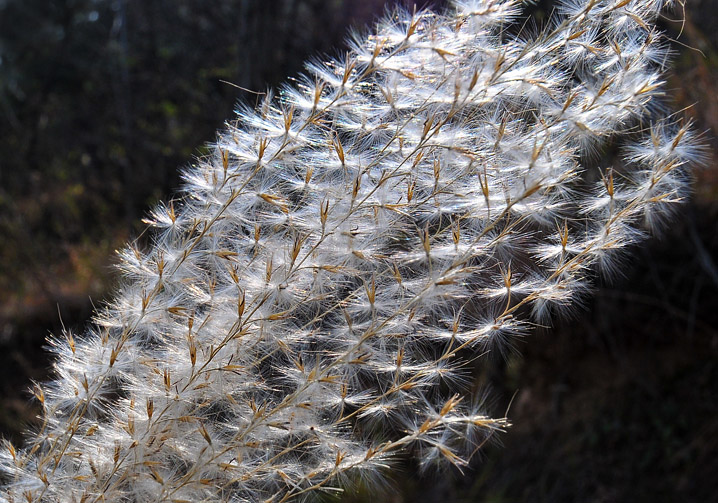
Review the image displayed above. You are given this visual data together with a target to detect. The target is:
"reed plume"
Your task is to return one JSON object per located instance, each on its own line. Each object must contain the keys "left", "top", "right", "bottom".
{"left": 0, "top": 1, "right": 705, "bottom": 501}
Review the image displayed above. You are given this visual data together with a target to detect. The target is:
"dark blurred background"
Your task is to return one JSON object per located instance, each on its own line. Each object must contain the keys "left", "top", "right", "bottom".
{"left": 0, "top": 1, "right": 716, "bottom": 502}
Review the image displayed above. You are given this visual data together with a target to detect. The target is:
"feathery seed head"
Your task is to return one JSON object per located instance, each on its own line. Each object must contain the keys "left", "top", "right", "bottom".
{"left": 1, "top": 1, "right": 704, "bottom": 501}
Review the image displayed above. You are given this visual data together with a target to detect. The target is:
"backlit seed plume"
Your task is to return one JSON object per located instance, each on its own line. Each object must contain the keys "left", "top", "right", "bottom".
{"left": 0, "top": 1, "right": 705, "bottom": 501}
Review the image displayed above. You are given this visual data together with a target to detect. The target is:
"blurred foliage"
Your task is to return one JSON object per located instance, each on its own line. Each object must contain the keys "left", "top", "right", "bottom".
{"left": 0, "top": 0, "right": 716, "bottom": 501}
